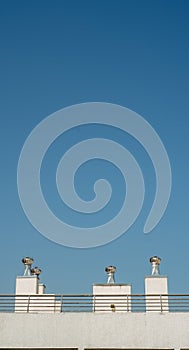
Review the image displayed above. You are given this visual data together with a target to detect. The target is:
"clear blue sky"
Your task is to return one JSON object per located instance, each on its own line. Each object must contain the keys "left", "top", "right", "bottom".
{"left": 0, "top": 0, "right": 189, "bottom": 295}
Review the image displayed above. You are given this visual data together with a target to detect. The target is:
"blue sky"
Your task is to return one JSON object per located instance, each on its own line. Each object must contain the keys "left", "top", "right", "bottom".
{"left": 0, "top": 0, "right": 189, "bottom": 295}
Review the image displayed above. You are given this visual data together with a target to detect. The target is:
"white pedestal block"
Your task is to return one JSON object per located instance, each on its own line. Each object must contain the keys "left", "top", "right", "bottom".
{"left": 145, "top": 276, "right": 169, "bottom": 312}
{"left": 93, "top": 284, "right": 132, "bottom": 312}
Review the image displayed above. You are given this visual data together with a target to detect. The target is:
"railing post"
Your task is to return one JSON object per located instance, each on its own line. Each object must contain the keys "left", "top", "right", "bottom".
{"left": 126, "top": 295, "right": 129, "bottom": 312}
{"left": 27, "top": 295, "right": 31, "bottom": 313}
{"left": 93, "top": 295, "right": 96, "bottom": 312}
{"left": 160, "top": 294, "right": 163, "bottom": 313}
{"left": 60, "top": 295, "right": 63, "bottom": 313}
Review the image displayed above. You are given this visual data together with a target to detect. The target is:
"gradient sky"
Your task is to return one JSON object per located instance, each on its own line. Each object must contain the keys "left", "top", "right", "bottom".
{"left": 0, "top": 0, "right": 189, "bottom": 295}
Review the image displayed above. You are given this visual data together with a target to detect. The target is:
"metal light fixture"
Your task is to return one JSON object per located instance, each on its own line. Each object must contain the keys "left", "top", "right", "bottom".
{"left": 22, "top": 257, "right": 34, "bottom": 276}
{"left": 31, "top": 266, "right": 42, "bottom": 277}
{"left": 150, "top": 256, "right": 161, "bottom": 276}
{"left": 105, "top": 266, "right": 116, "bottom": 284}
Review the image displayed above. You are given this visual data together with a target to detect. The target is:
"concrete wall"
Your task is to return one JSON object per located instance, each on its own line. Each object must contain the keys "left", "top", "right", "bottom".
{"left": 0, "top": 312, "right": 188, "bottom": 349}
{"left": 145, "top": 276, "right": 169, "bottom": 312}
{"left": 16, "top": 276, "right": 39, "bottom": 295}
{"left": 93, "top": 284, "right": 132, "bottom": 312}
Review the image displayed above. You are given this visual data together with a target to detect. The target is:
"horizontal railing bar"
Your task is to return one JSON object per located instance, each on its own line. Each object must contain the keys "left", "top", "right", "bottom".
{"left": 1, "top": 294, "right": 189, "bottom": 297}
{"left": 0, "top": 294, "right": 188, "bottom": 313}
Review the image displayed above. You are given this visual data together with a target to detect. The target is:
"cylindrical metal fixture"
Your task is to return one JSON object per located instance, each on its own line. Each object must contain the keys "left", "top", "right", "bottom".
{"left": 150, "top": 256, "right": 161, "bottom": 276}
{"left": 105, "top": 266, "right": 116, "bottom": 284}
{"left": 22, "top": 257, "right": 34, "bottom": 276}
{"left": 31, "top": 266, "right": 42, "bottom": 277}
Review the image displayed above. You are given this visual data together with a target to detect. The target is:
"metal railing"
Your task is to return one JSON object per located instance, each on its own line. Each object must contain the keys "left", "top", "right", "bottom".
{"left": 0, "top": 294, "right": 189, "bottom": 313}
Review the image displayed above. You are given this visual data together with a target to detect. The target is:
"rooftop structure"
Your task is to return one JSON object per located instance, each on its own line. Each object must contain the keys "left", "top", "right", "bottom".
{"left": 0, "top": 256, "right": 188, "bottom": 350}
